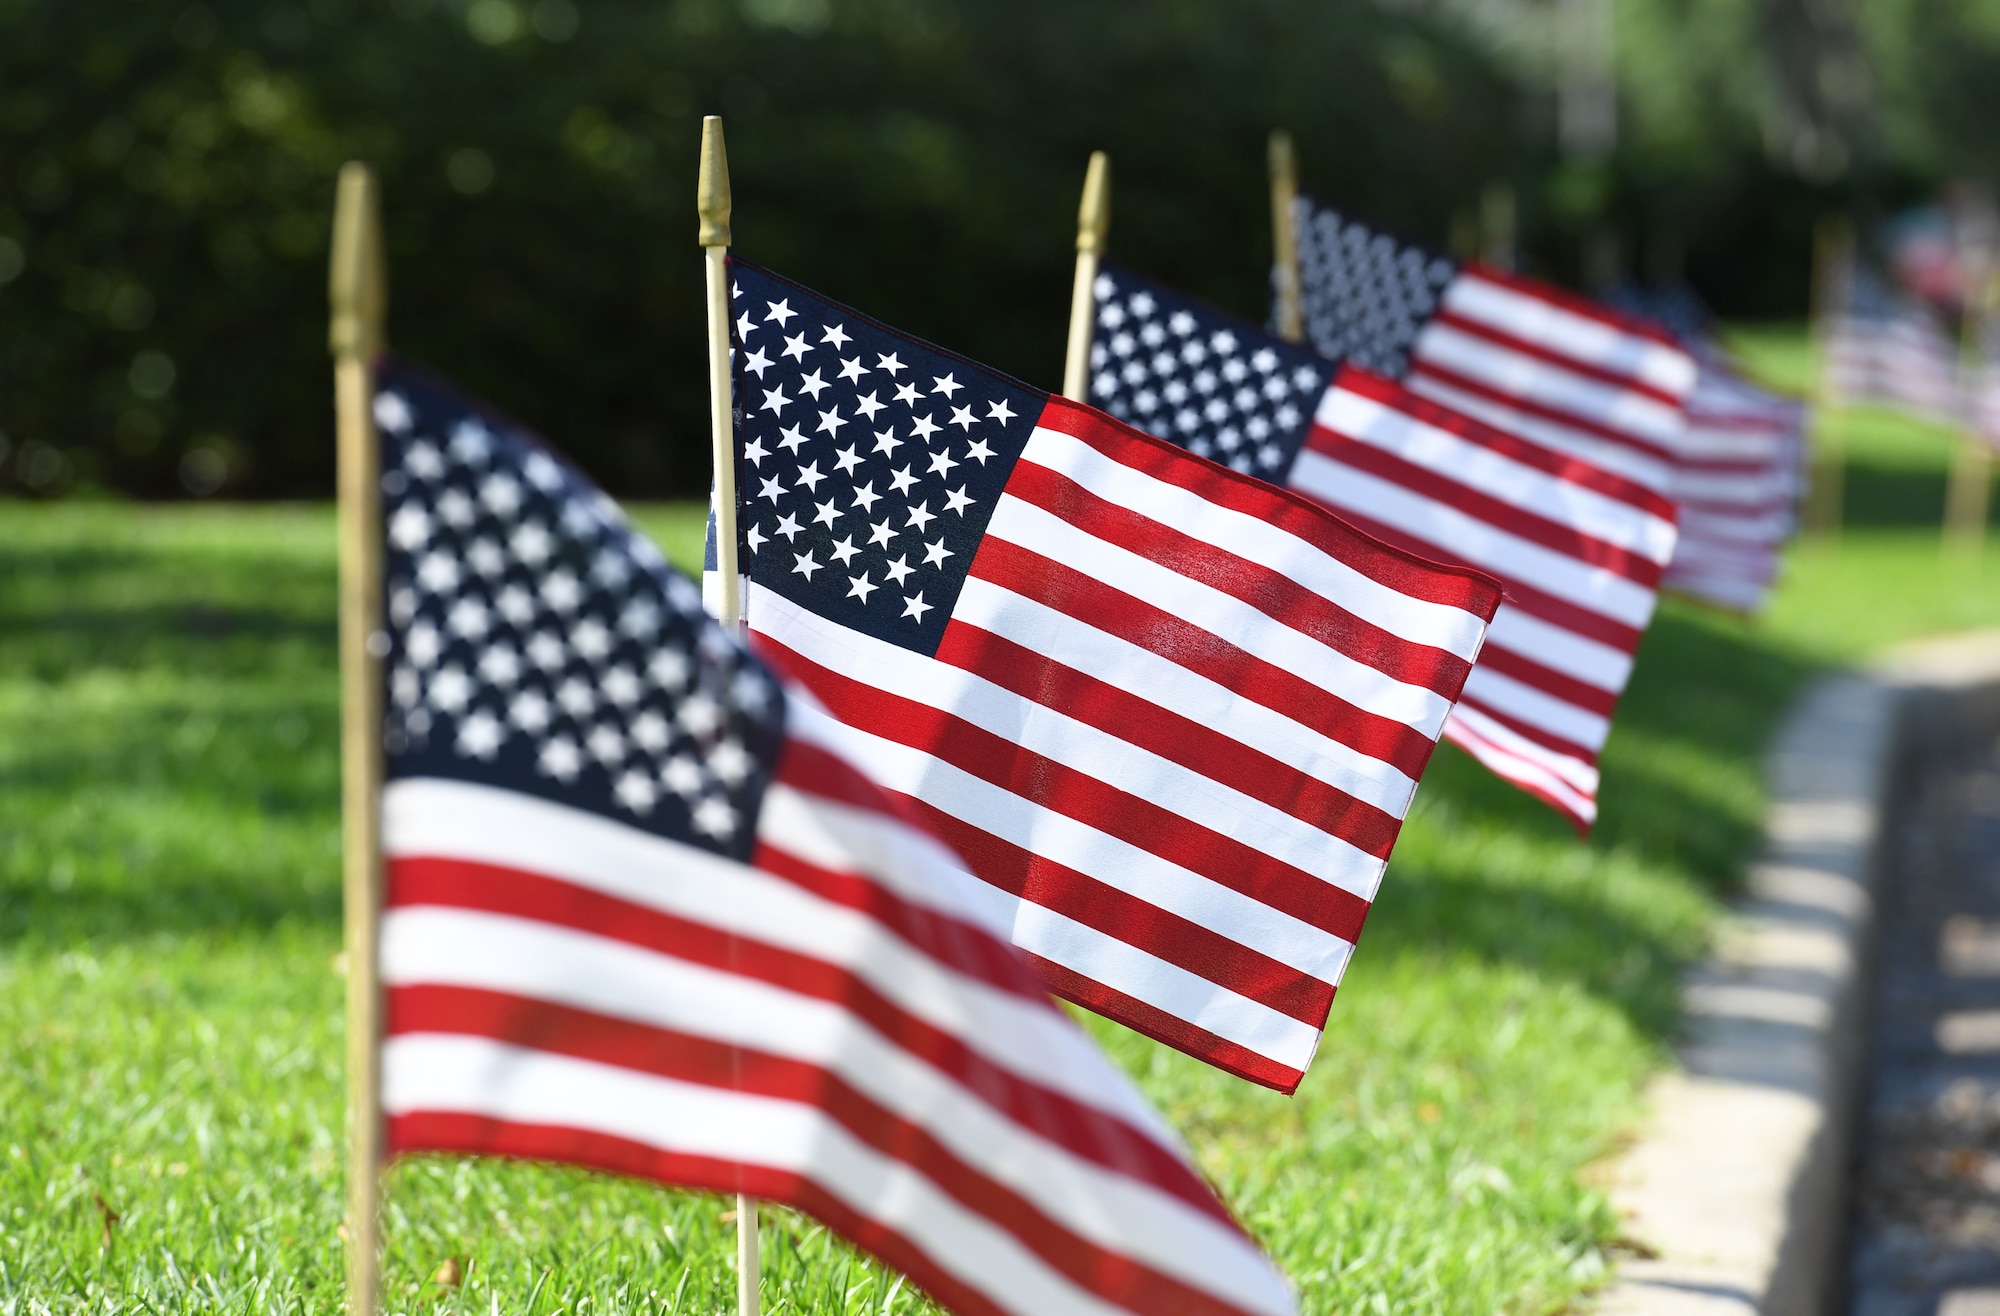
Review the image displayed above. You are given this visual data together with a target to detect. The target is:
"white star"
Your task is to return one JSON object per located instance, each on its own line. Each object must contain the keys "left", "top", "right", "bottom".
{"left": 540, "top": 570, "right": 583, "bottom": 613}
{"left": 829, "top": 535, "right": 860, "bottom": 566}
{"left": 927, "top": 449, "right": 959, "bottom": 478}
{"left": 943, "top": 486, "right": 973, "bottom": 515}
{"left": 556, "top": 679, "right": 595, "bottom": 718}
{"left": 901, "top": 592, "right": 933, "bottom": 623}
{"left": 854, "top": 392, "right": 886, "bottom": 420}
{"left": 631, "top": 711, "right": 671, "bottom": 753}
{"left": 876, "top": 352, "right": 905, "bottom": 375}
{"left": 466, "top": 539, "right": 505, "bottom": 578}
{"left": 678, "top": 692, "right": 724, "bottom": 737}
{"left": 436, "top": 489, "right": 475, "bottom": 528}
{"left": 691, "top": 797, "right": 738, "bottom": 839}
{"left": 388, "top": 505, "right": 430, "bottom": 550}
{"left": 821, "top": 322, "right": 851, "bottom": 347}
{"left": 777, "top": 425, "right": 809, "bottom": 454}
{"left": 757, "top": 473, "right": 785, "bottom": 501}
{"left": 887, "top": 465, "right": 918, "bottom": 496}
{"left": 743, "top": 435, "right": 771, "bottom": 466}
{"left": 539, "top": 736, "right": 583, "bottom": 782}
{"left": 883, "top": 555, "right": 915, "bottom": 586}
{"left": 906, "top": 502, "right": 936, "bottom": 533}
{"left": 746, "top": 523, "right": 768, "bottom": 554}
{"left": 816, "top": 408, "right": 847, "bottom": 437}
{"left": 795, "top": 461, "right": 826, "bottom": 493}
{"left": 587, "top": 724, "right": 626, "bottom": 766}
{"left": 1251, "top": 347, "right": 1278, "bottom": 373}
{"left": 775, "top": 512, "right": 804, "bottom": 541}
{"left": 965, "top": 437, "right": 996, "bottom": 464}
{"left": 373, "top": 392, "right": 413, "bottom": 432}
{"left": 744, "top": 347, "right": 774, "bottom": 378}
{"left": 871, "top": 428, "right": 902, "bottom": 457}
{"left": 711, "top": 738, "right": 753, "bottom": 783}
{"left": 619, "top": 600, "right": 662, "bottom": 638}
{"left": 649, "top": 648, "right": 691, "bottom": 689}
{"left": 867, "top": 518, "right": 897, "bottom": 549}
{"left": 921, "top": 538, "right": 953, "bottom": 568}
{"left": 851, "top": 482, "right": 882, "bottom": 513}
{"left": 527, "top": 632, "right": 565, "bottom": 671}
{"left": 839, "top": 357, "right": 868, "bottom": 384}
{"left": 847, "top": 573, "right": 878, "bottom": 604}
{"left": 735, "top": 311, "right": 756, "bottom": 339}
{"left": 781, "top": 332, "right": 811, "bottom": 362}
{"left": 603, "top": 666, "right": 642, "bottom": 706}
{"left": 764, "top": 298, "right": 796, "bottom": 326}
{"left": 833, "top": 444, "right": 863, "bottom": 476}
{"left": 456, "top": 710, "right": 503, "bottom": 759}
{"left": 949, "top": 405, "right": 976, "bottom": 431}
{"left": 404, "top": 441, "right": 444, "bottom": 480}
{"left": 446, "top": 597, "right": 490, "bottom": 641}
{"left": 894, "top": 382, "right": 921, "bottom": 405}
{"left": 798, "top": 369, "right": 831, "bottom": 400}
{"left": 812, "top": 498, "right": 841, "bottom": 529}
{"left": 614, "top": 771, "right": 657, "bottom": 814}
{"left": 661, "top": 754, "right": 703, "bottom": 797}
{"left": 509, "top": 689, "right": 551, "bottom": 733}
{"left": 760, "top": 386, "right": 791, "bottom": 416}
{"left": 909, "top": 414, "right": 941, "bottom": 442}
{"left": 478, "top": 643, "right": 521, "bottom": 687}
{"left": 792, "top": 551, "right": 822, "bottom": 581}
{"left": 986, "top": 399, "right": 1016, "bottom": 425}
{"left": 931, "top": 373, "right": 962, "bottom": 398}
{"left": 511, "top": 522, "right": 553, "bottom": 565}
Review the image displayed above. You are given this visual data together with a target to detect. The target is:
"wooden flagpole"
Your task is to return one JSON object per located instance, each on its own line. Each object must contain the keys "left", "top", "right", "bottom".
{"left": 330, "top": 160, "right": 387, "bottom": 1316}
{"left": 695, "top": 113, "right": 758, "bottom": 1316}
{"left": 1061, "top": 151, "right": 1111, "bottom": 402}
{"left": 1269, "top": 132, "right": 1303, "bottom": 344}
{"left": 1804, "top": 213, "right": 1851, "bottom": 540}
{"left": 1945, "top": 270, "right": 1997, "bottom": 556}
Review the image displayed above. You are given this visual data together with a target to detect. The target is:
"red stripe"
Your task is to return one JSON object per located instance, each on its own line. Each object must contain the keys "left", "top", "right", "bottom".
{"left": 1472, "top": 641, "right": 1620, "bottom": 718}
{"left": 1436, "top": 724, "right": 1592, "bottom": 835}
{"left": 935, "top": 620, "right": 1410, "bottom": 838}
{"left": 1032, "top": 396, "right": 1504, "bottom": 622}
{"left": 1453, "top": 690, "right": 1596, "bottom": 764}
{"left": 383, "top": 858, "right": 1220, "bottom": 1208}
{"left": 1331, "top": 367, "right": 1676, "bottom": 518}
{"left": 1406, "top": 358, "right": 1677, "bottom": 466}
{"left": 1300, "top": 427, "right": 1668, "bottom": 588}
{"left": 1455, "top": 263, "right": 1688, "bottom": 354}
{"left": 967, "top": 535, "right": 1442, "bottom": 770}
{"left": 759, "top": 632, "right": 1380, "bottom": 951}
{"left": 389, "top": 1107, "right": 1254, "bottom": 1316}
{"left": 1427, "top": 308, "right": 1683, "bottom": 411}
{"left": 1026, "top": 955, "right": 1313, "bottom": 1097}
{"left": 1000, "top": 459, "right": 1475, "bottom": 700}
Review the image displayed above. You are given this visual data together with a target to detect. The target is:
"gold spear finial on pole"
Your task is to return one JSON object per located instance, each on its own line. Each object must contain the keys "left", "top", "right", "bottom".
{"left": 329, "top": 159, "right": 387, "bottom": 1316}
{"left": 1269, "top": 131, "right": 1304, "bottom": 343}
{"left": 1061, "top": 151, "right": 1111, "bottom": 401}
{"left": 698, "top": 116, "right": 744, "bottom": 632}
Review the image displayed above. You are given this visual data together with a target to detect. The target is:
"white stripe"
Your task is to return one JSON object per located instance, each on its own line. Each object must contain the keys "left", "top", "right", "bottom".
{"left": 1482, "top": 603, "right": 1633, "bottom": 692}
{"left": 384, "top": 1036, "right": 1291, "bottom": 1316}
{"left": 381, "top": 778, "right": 1138, "bottom": 1124}
{"left": 380, "top": 908, "right": 1263, "bottom": 1294}
{"left": 1443, "top": 272, "right": 1697, "bottom": 396}
{"left": 1407, "top": 376, "right": 1675, "bottom": 491}
{"left": 985, "top": 489, "right": 1457, "bottom": 735}
{"left": 1458, "top": 664, "right": 1611, "bottom": 753}
{"left": 1415, "top": 321, "right": 1687, "bottom": 447}
{"left": 1316, "top": 386, "right": 1677, "bottom": 561}
{"left": 1440, "top": 709, "right": 1597, "bottom": 823}
{"left": 1289, "top": 449, "right": 1659, "bottom": 628}
{"left": 1017, "top": 424, "right": 1488, "bottom": 658}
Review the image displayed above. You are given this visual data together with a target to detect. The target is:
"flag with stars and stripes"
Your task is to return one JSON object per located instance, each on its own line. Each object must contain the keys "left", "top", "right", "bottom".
{"left": 1288, "top": 195, "right": 1699, "bottom": 496}
{"left": 1090, "top": 264, "right": 1677, "bottom": 831}
{"left": 710, "top": 260, "right": 1503, "bottom": 1094}
{"left": 367, "top": 359, "right": 1300, "bottom": 1316}
{"left": 1821, "top": 260, "right": 1964, "bottom": 429}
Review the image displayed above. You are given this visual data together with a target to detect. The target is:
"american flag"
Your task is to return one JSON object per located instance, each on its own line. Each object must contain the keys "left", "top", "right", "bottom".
{"left": 1092, "top": 265, "right": 1675, "bottom": 831}
{"left": 1821, "top": 260, "right": 1963, "bottom": 428}
{"left": 367, "top": 359, "right": 1299, "bottom": 1316}
{"left": 1973, "top": 312, "right": 2000, "bottom": 449}
{"left": 710, "top": 260, "right": 1503, "bottom": 1094}
{"left": 1289, "top": 195, "right": 1699, "bottom": 496}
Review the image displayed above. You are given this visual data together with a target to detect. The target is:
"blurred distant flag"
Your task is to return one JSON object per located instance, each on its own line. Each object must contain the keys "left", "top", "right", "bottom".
{"left": 1091, "top": 265, "right": 1675, "bottom": 831}
{"left": 709, "top": 260, "right": 1502, "bottom": 1093}
{"left": 1972, "top": 313, "right": 2000, "bottom": 450}
{"left": 366, "top": 361, "right": 1299, "bottom": 1316}
{"left": 1820, "top": 260, "right": 1963, "bottom": 428}
{"left": 1288, "top": 195, "right": 1699, "bottom": 495}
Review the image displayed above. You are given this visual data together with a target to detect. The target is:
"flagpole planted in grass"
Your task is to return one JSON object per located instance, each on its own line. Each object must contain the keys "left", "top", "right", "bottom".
{"left": 329, "top": 159, "right": 388, "bottom": 1316}
{"left": 1945, "top": 272, "right": 1997, "bottom": 556}
{"left": 1061, "top": 151, "right": 1110, "bottom": 401}
{"left": 1805, "top": 214, "right": 1851, "bottom": 540}
{"left": 1268, "top": 132, "right": 1304, "bottom": 344}
{"left": 695, "top": 112, "right": 760, "bottom": 1316}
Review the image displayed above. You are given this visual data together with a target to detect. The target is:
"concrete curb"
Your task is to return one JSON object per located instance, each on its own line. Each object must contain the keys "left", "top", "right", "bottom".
{"left": 1598, "top": 633, "right": 2000, "bottom": 1316}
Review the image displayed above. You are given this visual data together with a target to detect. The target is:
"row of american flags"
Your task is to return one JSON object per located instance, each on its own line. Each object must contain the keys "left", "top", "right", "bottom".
{"left": 346, "top": 132, "right": 1876, "bottom": 1315}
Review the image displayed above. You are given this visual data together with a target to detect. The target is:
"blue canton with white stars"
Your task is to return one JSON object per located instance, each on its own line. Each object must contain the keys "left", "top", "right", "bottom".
{"left": 724, "top": 260, "right": 1046, "bottom": 657}
{"left": 374, "top": 359, "right": 786, "bottom": 863}
{"left": 1291, "top": 197, "right": 1459, "bottom": 376}
{"left": 1088, "top": 263, "right": 1331, "bottom": 483}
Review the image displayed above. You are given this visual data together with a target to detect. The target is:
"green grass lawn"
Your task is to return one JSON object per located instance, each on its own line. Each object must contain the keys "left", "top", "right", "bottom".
{"left": 5, "top": 336, "right": 1999, "bottom": 1313}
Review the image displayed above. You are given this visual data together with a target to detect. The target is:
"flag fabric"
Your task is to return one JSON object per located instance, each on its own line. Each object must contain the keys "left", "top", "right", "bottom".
{"left": 1288, "top": 194, "right": 1699, "bottom": 496}
{"left": 1091, "top": 265, "right": 1675, "bottom": 831}
{"left": 1966, "top": 310, "right": 2000, "bottom": 451}
{"left": 709, "top": 260, "right": 1503, "bottom": 1094}
{"left": 1820, "top": 260, "right": 1962, "bottom": 427}
{"left": 367, "top": 359, "right": 1300, "bottom": 1316}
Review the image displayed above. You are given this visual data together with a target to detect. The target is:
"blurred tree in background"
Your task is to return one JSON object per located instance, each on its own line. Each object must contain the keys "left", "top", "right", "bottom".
{"left": 0, "top": 0, "right": 1994, "bottom": 499}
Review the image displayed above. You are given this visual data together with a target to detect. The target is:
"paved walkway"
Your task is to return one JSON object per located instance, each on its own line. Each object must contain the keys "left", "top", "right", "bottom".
{"left": 1850, "top": 683, "right": 2000, "bottom": 1314}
